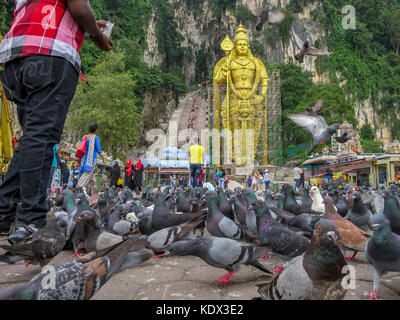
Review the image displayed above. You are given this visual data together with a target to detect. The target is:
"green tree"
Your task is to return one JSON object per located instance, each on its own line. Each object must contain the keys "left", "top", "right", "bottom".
{"left": 360, "top": 124, "right": 376, "bottom": 141}
{"left": 65, "top": 51, "right": 141, "bottom": 159}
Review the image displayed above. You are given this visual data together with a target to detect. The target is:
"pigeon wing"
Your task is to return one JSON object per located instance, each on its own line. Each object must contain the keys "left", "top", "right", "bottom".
{"left": 288, "top": 114, "right": 328, "bottom": 138}
{"left": 218, "top": 217, "right": 243, "bottom": 240}
{"left": 268, "top": 9, "right": 286, "bottom": 24}
{"left": 246, "top": 0, "right": 263, "bottom": 17}
{"left": 292, "top": 27, "right": 305, "bottom": 49}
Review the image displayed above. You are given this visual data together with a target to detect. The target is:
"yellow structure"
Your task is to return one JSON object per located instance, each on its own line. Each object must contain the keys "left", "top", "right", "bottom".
{"left": 372, "top": 155, "right": 400, "bottom": 187}
{"left": 0, "top": 31, "right": 15, "bottom": 175}
{"left": 213, "top": 25, "right": 269, "bottom": 166}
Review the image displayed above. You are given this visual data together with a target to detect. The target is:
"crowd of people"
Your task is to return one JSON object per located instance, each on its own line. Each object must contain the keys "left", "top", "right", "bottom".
{"left": 108, "top": 158, "right": 144, "bottom": 193}
{"left": 246, "top": 169, "right": 271, "bottom": 192}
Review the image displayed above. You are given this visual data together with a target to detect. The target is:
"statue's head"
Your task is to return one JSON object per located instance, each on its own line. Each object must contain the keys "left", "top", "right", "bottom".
{"left": 234, "top": 25, "right": 250, "bottom": 57}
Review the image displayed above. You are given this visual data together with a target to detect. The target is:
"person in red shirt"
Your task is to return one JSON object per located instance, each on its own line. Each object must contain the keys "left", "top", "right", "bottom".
{"left": 0, "top": 0, "right": 113, "bottom": 240}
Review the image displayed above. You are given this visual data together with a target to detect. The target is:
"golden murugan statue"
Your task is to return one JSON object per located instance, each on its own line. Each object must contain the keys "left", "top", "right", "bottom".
{"left": 213, "top": 25, "right": 269, "bottom": 166}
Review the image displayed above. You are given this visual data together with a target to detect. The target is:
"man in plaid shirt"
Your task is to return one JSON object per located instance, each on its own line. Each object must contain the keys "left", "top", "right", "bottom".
{"left": 0, "top": 0, "right": 113, "bottom": 241}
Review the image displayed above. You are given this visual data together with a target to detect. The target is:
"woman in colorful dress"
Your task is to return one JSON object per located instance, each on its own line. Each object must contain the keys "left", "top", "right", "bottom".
{"left": 76, "top": 123, "right": 106, "bottom": 190}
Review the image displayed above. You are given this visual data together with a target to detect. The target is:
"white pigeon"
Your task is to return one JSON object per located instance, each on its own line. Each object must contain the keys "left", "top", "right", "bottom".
{"left": 310, "top": 186, "right": 326, "bottom": 214}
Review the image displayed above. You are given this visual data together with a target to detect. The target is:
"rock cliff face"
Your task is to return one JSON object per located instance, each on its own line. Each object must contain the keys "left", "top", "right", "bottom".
{"left": 140, "top": 0, "right": 395, "bottom": 148}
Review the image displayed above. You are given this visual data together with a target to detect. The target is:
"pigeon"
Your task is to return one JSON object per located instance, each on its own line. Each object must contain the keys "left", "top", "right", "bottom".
{"left": 300, "top": 186, "right": 313, "bottom": 211}
{"left": 347, "top": 191, "right": 373, "bottom": 232}
{"left": 151, "top": 192, "right": 200, "bottom": 231}
{"left": 335, "top": 192, "right": 349, "bottom": 218}
{"left": 324, "top": 196, "right": 368, "bottom": 260}
{"left": 270, "top": 207, "right": 323, "bottom": 236}
{"left": 77, "top": 211, "right": 124, "bottom": 254}
{"left": 205, "top": 191, "right": 245, "bottom": 241}
{"left": 292, "top": 28, "right": 332, "bottom": 63}
{"left": 217, "top": 187, "right": 235, "bottom": 220}
{"left": 254, "top": 219, "right": 347, "bottom": 300}
{"left": 264, "top": 190, "right": 277, "bottom": 208}
{"left": 281, "top": 184, "right": 310, "bottom": 215}
{"left": 230, "top": 193, "right": 247, "bottom": 226}
{"left": 118, "top": 187, "right": 134, "bottom": 204}
{"left": 383, "top": 189, "right": 400, "bottom": 235}
{"left": 310, "top": 186, "right": 326, "bottom": 214}
{"left": 288, "top": 113, "right": 339, "bottom": 154}
{"left": 364, "top": 213, "right": 400, "bottom": 300}
{"left": 252, "top": 200, "right": 310, "bottom": 265}
{"left": 164, "top": 236, "right": 272, "bottom": 286}
{"left": 176, "top": 188, "right": 193, "bottom": 213}
{"left": 305, "top": 99, "right": 324, "bottom": 117}
{"left": 0, "top": 237, "right": 150, "bottom": 300}
{"left": 143, "top": 215, "right": 206, "bottom": 254}
{"left": 241, "top": 188, "right": 258, "bottom": 210}
{"left": 62, "top": 189, "right": 78, "bottom": 240}
{"left": 0, "top": 211, "right": 66, "bottom": 267}
{"left": 246, "top": 0, "right": 286, "bottom": 31}
{"left": 334, "top": 130, "right": 356, "bottom": 144}
{"left": 112, "top": 220, "right": 134, "bottom": 236}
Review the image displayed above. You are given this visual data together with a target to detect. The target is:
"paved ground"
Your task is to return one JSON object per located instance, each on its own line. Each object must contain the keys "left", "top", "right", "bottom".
{"left": 1, "top": 235, "right": 400, "bottom": 300}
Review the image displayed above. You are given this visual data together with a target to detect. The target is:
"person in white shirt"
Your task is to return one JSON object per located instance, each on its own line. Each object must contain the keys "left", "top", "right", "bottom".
{"left": 264, "top": 169, "right": 270, "bottom": 191}
{"left": 293, "top": 165, "right": 302, "bottom": 191}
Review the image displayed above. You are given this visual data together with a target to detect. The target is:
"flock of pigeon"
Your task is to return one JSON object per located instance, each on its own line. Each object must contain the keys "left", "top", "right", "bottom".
{"left": 245, "top": 0, "right": 332, "bottom": 63}
{"left": 0, "top": 179, "right": 400, "bottom": 300}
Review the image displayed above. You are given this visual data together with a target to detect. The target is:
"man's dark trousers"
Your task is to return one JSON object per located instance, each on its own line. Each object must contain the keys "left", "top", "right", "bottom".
{"left": 0, "top": 55, "right": 78, "bottom": 229}
{"left": 190, "top": 163, "right": 202, "bottom": 187}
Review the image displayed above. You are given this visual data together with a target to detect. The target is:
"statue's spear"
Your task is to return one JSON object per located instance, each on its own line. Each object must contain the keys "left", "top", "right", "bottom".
{"left": 220, "top": 37, "right": 234, "bottom": 164}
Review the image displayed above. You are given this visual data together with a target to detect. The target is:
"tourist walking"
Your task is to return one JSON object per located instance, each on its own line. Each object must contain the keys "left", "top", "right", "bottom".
{"left": 76, "top": 124, "right": 107, "bottom": 191}
{"left": 189, "top": 137, "right": 205, "bottom": 187}
{"left": 0, "top": 0, "right": 113, "bottom": 236}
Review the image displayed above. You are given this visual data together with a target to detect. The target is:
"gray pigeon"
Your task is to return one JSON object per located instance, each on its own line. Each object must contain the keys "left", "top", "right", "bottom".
{"left": 0, "top": 237, "right": 151, "bottom": 300}
{"left": 364, "top": 213, "right": 400, "bottom": 300}
{"left": 347, "top": 191, "right": 373, "bottom": 232}
{"left": 305, "top": 99, "right": 324, "bottom": 116}
{"left": 288, "top": 113, "right": 339, "bottom": 154}
{"left": 143, "top": 215, "right": 206, "bottom": 254}
{"left": 334, "top": 130, "right": 356, "bottom": 144}
{"left": 205, "top": 191, "right": 245, "bottom": 241}
{"left": 112, "top": 220, "right": 133, "bottom": 236}
{"left": 252, "top": 200, "right": 310, "bottom": 266}
{"left": 292, "top": 28, "right": 332, "bottom": 63}
{"left": 165, "top": 236, "right": 272, "bottom": 286}
{"left": 246, "top": 0, "right": 286, "bottom": 31}
{"left": 254, "top": 219, "right": 347, "bottom": 300}
{"left": 0, "top": 211, "right": 66, "bottom": 267}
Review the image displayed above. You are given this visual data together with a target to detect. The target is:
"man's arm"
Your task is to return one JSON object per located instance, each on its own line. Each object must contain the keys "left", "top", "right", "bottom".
{"left": 66, "top": 0, "right": 113, "bottom": 51}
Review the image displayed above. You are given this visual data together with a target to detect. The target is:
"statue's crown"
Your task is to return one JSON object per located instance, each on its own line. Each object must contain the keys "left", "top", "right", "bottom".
{"left": 234, "top": 24, "right": 249, "bottom": 43}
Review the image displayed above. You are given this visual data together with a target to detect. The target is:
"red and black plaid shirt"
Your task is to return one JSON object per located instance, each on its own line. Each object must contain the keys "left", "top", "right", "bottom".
{"left": 0, "top": 0, "right": 85, "bottom": 72}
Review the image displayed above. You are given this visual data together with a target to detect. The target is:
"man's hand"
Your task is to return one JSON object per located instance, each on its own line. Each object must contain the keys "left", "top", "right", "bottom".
{"left": 67, "top": 0, "right": 113, "bottom": 51}
{"left": 90, "top": 33, "right": 113, "bottom": 51}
